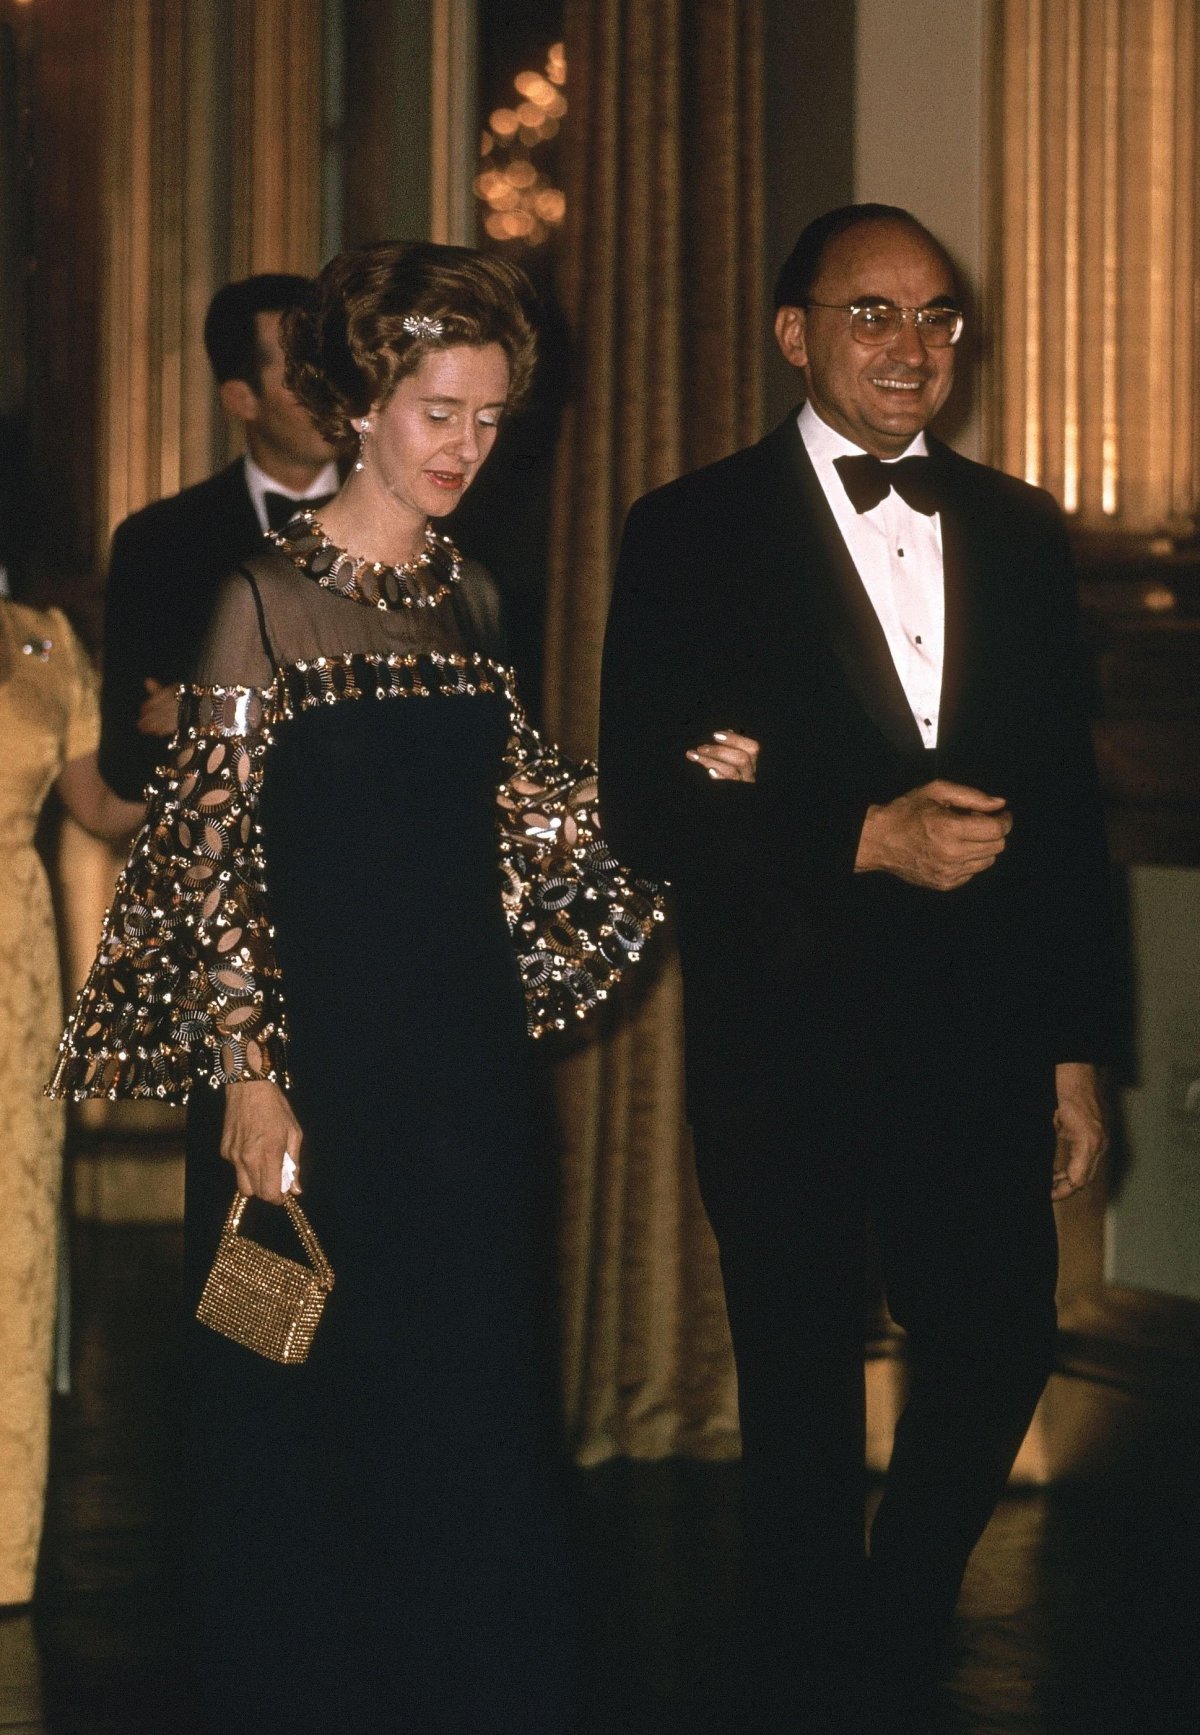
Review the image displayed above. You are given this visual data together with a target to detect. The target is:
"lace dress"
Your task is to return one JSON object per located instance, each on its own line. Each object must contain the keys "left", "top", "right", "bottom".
{"left": 50, "top": 522, "right": 661, "bottom": 1734}
{"left": 0, "top": 603, "right": 99, "bottom": 1605}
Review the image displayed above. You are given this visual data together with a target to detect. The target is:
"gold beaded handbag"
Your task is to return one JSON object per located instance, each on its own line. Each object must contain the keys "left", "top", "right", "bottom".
{"left": 196, "top": 1193, "right": 335, "bottom": 1365}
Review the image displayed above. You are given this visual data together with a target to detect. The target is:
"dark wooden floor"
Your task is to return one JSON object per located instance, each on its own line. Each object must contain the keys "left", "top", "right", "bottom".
{"left": 4, "top": 1224, "right": 1197, "bottom": 1733}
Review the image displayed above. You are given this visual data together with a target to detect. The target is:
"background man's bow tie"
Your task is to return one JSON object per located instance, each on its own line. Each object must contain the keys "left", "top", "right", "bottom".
{"left": 264, "top": 489, "right": 335, "bottom": 532}
{"left": 833, "top": 453, "right": 939, "bottom": 516}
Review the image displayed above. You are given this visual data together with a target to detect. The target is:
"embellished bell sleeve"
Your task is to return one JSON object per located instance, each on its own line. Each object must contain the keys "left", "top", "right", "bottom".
{"left": 497, "top": 679, "right": 665, "bottom": 1037}
{"left": 48, "top": 681, "right": 289, "bottom": 1102}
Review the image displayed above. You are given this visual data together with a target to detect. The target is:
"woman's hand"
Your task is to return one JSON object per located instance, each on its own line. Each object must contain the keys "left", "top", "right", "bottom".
{"left": 686, "top": 730, "right": 760, "bottom": 783}
{"left": 220, "top": 1079, "right": 304, "bottom": 1204}
{"left": 137, "top": 677, "right": 183, "bottom": 737}
{"left": 55, "top": 750, "right": 146, "bottom": 841}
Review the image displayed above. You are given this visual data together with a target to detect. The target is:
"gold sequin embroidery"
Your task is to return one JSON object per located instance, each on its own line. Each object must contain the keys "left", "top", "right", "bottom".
{"left": 48, "top": 654, "right": 664, "bottom": 1103}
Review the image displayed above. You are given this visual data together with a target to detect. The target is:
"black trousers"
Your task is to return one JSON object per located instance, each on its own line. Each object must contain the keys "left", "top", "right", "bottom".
{"left": 691, "top": 1025, "right": 1060, "bottom": 1731}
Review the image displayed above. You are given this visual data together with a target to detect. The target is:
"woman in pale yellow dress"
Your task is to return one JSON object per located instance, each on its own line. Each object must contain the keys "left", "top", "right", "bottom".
{"left": 0, "top": 597, "right": 142, "bottom": 1606}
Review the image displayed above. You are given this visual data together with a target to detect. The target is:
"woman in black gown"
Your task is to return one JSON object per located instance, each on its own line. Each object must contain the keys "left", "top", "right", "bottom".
{"left": 50, "top": 244, "right": 661, "bottom": 1733}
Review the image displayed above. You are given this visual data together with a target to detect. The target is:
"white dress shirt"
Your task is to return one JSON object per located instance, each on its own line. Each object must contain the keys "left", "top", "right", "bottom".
{"left": 243, "top": 453, "right": 340, "bottom": 536}
{"left": 798, "top": 401, "right": 945, "bottom": 749}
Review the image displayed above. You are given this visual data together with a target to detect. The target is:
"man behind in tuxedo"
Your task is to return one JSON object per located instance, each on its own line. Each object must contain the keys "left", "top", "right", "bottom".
{"left": 599, "top": 205, "right": 1115, "bottom": 1731}
{"left": 99, "top": 273, "right": 339, "bottom": 799}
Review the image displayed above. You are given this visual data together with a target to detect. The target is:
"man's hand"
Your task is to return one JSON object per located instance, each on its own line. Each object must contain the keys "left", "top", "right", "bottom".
{"left": 220, "top": 1078, "right": 304, "bottom": 1204}
{"left": 855, "top": 780, "right": 1012, "bottom": 890}
{"left": 1051, "top": 1062, "right": 1109, "bottom": 1201}
{"left": 137, "top": 678, "right": 180, "bottom": 737}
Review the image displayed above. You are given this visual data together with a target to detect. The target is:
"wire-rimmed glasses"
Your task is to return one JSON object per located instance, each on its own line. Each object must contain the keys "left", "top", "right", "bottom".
{"left": 804, "top": 301, "right": 965, "bottom": 347}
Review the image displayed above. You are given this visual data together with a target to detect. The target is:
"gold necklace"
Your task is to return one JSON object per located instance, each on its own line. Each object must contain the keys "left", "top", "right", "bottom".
{"left": 270, "top": 512, "right": 463, "bottom": 611}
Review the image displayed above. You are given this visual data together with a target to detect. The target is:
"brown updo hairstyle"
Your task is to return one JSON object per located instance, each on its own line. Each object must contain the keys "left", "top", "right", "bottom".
{"left": 282, "top": 241, "right": 538, "bottom": 444}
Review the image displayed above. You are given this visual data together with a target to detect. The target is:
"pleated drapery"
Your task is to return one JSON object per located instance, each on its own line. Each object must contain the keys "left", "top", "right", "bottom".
{"left": 987, "top": 0, "right": 1200, "bottom": 532}
{"left": 101, "top": 0, "right": 325, "bottom": 539}
{"left": 546, "top": 0, "right": 764, "bottom": 1465}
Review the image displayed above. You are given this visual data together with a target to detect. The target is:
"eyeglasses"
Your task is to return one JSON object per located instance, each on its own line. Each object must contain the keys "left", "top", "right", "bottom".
{"left": 804, "top": 301, "right": 965, "bottom": 348}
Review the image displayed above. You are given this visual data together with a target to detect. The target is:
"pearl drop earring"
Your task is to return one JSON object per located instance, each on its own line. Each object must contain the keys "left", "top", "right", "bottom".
{"left": 355, "top": 418, "right": 371, "bottom": 472}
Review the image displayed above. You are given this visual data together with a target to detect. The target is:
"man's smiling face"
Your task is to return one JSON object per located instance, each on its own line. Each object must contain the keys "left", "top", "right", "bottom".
{"left": 775, "top": 218, "right": 958, "bottom": 458}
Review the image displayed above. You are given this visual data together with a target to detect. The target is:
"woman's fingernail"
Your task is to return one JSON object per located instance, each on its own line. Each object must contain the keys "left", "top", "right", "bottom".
{"left": 707, "top": 766, "right": 720, "bottom": 779}
{"left": 713, "top": 731, "right": 728, "bottom": 741}
{"left": 686, "top": 750, "right": 700, "bottom": 761}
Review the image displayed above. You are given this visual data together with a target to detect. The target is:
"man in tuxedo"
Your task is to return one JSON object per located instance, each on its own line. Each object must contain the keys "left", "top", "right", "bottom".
{"left": 599, "top": 205, "right": 1115, "bottom": 1731}
{"left": 98, "top": 274, "right": 339, "bottom": 799}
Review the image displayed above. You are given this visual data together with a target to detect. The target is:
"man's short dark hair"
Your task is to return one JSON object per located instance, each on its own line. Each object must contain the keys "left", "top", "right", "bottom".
{"left": 203, "top": 273, "right": 313, "bottom": 389}
{"left": 773, "top": 204, "right": 957, "bottom": 309}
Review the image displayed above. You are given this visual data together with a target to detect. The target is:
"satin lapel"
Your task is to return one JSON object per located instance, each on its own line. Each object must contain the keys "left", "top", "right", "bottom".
{"left": 764, "top": 415, "right": 924, "bottom": 756}
{"left": 929, "top": 440, "right": 977, "bottom": 754}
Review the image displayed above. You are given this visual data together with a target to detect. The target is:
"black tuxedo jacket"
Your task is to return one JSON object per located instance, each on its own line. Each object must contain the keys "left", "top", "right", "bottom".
{"left": 99, "top": 460, "right": 265, "bottom": 799}
{"left": 599, "top": 412, "right": 1118, "bottom": 1125}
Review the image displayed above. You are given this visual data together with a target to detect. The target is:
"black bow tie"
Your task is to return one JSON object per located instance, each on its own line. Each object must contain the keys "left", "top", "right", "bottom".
{"left": 264, "top": 489, "right": 335, "bottom": 533}
{"left": 833, "top": 453, "right": 939, "bottom": 517}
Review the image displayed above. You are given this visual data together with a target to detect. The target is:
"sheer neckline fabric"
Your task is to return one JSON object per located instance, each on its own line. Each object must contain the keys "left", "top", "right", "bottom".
{"left": 268, "top": 511, "right": 463, "bottom": 613}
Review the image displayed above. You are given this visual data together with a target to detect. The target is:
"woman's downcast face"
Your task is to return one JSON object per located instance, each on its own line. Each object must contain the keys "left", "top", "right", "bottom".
{"left": 357, "top": 341, "right": 512, "bottom": 520}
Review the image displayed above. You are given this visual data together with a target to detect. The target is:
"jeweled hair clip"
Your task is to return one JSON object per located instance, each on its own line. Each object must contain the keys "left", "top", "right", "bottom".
{"left": 402, "top": 314, "right": 445, "bottom": 340}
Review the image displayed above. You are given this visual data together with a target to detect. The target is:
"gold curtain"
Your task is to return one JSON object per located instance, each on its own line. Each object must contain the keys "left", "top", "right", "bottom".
{"left": 229, "top": 0, "right": 325, "bottom": 281}
{"left": 99, "top": 0, "right": 225, "bottom": 541}
{"left": 988, "top": 0, "right": 1199, "bottom": 531}
{"left": 545, "top": 0, "right": 764, "bottom": 1465}
{"left": 101, "top": 0, "right": 324, "bottom": 537}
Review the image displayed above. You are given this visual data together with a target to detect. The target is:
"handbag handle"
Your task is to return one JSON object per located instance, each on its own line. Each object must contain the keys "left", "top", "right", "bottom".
{"left": 224, "top": 1191, "right": 335, "bottom": 1291}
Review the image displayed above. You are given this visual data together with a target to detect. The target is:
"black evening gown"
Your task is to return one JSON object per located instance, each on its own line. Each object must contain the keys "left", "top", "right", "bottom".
{"left": 49, "top": 519, "right": 662, "bottom": 1735}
